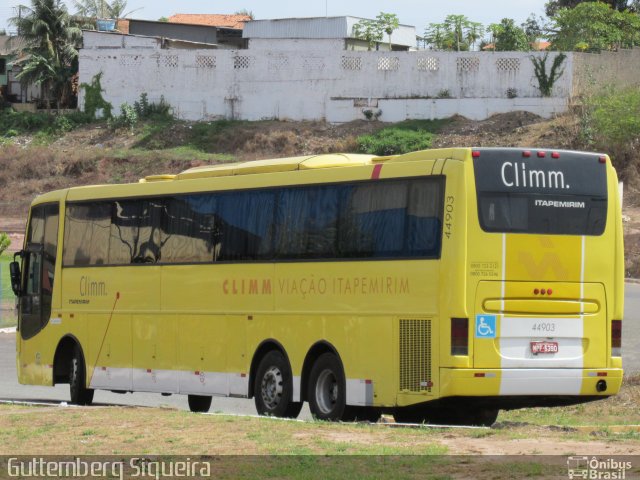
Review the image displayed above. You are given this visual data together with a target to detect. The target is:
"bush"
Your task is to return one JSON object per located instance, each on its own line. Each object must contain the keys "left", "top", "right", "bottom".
{"left": 581, "top": 87, "right": 640, "bottom": 169}
{"left": 0, "top": 232, "right": 10, "bottom": 256}
{"left": 590, "top": 88, "right": 640, "bottom": 147}
{"left": 0, "top": 109, "right": 94, "bottom": 137}
{"left": 357, "top": 128, "right": 434, "bottom": 156}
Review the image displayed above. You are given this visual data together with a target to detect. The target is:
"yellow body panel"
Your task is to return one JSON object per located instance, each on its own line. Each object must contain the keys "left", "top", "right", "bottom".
{"left": 16, "top": 150, "right": 623, "bottom": 409}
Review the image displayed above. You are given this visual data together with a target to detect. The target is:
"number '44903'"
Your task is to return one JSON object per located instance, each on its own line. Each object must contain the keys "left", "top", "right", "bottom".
{"left": 444, "top": 196, "right": 454, "bottom": 239}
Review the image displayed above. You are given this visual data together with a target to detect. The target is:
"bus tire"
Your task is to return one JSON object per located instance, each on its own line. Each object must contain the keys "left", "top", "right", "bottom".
{"left": 187, "top": 395, "right": 212, "bottom": 413}
{"left": 308, "top": 352, "right": 354, "bottom": 421}
{"left": 69, "top": 346, "right": 94, "bottom": 406}
{"left": 254, "top": 350, "right": 302, "bottom": 418}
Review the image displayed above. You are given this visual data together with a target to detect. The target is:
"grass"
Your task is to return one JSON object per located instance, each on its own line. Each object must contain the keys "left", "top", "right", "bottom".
{"left": 356, "top": 119, "right": 451, "bottom": 156}
{"left": 0, "top": 254, "right": 16, "bottom": 328}
{"left": 0, "top": 406, "right": 449, "bottom": 456}
{"left": 0, "top": 405, "right": 628, "bottom": 478}
{"left": 498, "top": 376, "right": 640, "bottom": 427}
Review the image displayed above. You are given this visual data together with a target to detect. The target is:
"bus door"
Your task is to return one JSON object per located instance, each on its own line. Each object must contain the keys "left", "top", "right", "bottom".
{"left": 17, "top": 204, "right": 59, "bottom": 383}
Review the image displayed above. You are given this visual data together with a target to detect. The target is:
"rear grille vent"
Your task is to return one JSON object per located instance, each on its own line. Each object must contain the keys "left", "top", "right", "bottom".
{"left": 399, "top": 318, "right": 432, "bottom": 392}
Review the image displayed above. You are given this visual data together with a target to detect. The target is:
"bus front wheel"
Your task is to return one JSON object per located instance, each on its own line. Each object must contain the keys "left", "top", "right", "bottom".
{"left": 187, "top": 395, "right": 212, "bottom": 413}
{"left": 254, "top": 350, "right": 302, "bottom": 418}
{"left": 308, "top": 352, "right": 354, "bottom": 421}
{"left": 69, "top": 346, "right": 94, "bottom": 406}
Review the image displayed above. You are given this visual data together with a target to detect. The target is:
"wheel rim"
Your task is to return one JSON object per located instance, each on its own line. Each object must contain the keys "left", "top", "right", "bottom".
{"left": 315, "top": 368, "right": 338, "bottom": 415}
{"left": 260, "top": 366, "right": 283, "bottom": 411}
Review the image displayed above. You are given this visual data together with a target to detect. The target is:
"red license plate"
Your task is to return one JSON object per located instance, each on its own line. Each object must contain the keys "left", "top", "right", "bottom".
{"left": 531, "top": 341, "right": 559, "bottom": 354}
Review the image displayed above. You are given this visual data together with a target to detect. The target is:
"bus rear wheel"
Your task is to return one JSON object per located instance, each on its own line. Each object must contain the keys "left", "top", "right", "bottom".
{"left": 254, "top": 350, "right": 302, "bottom": 418}
{"left": 187, "top": 395, "right": 212, "bottom": 413}
{"left": 308, "top": 352, "right": 355, "bottom": 421}
{"left": 69, "top": 346, "right": 94, "bottom": 406}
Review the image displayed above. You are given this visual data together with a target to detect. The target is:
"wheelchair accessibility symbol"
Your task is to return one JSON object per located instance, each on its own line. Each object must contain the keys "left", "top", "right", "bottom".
{"left": 475, "top": 315, "right": 496, "bottom": 338}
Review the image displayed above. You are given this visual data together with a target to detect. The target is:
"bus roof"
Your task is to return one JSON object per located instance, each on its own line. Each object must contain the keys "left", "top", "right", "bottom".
{"left": 140, "top": 149, "right": 473, "bottom": 183}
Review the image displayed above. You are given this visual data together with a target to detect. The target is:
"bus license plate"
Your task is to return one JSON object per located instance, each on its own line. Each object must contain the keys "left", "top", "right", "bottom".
{"left": 531, "top": 341, "right": 558, "bottom": 354}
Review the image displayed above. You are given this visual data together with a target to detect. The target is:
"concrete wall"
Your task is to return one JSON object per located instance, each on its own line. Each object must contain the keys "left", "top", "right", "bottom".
{"left": 78, "top": 42, "right": 573, "bottom": 122}
{"left": 572, "top": 48, "right": 640, "bottom": 97}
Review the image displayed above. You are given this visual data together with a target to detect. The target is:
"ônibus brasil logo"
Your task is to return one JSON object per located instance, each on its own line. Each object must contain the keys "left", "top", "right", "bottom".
{"left": 567, "top": 456, "right": 632, "bottom": 479}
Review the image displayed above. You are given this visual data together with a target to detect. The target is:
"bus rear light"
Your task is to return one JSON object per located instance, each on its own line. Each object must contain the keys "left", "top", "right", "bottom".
{"left": 534, "top": 288, "right": 540, "bottom": 295}
{"left": 540, "top": 289, "right": 546, "bottom": 295}
{"left": 537, "top": 151, "right": 546, "bottom": 158}
{"left": 546, "top": 289, "right": 553, "bottom": 295}
{"left": 599, "top": 156, "right": 607, "bottom": 164}
{"left": 522, "top": 150, "right": 531, "bottom": 158}
{"left": 551, "top": 152, "right": 560, "bottom": 158}
{"left": 472, "top": 150, "right": 481, "bottom": 158}
{"left": 612, "top": 320, "right": 622, "bottom": 356}
{"left": 451, "top": 318, "right": 469, "bottom": 356}
{"left": 597, "top": 372, "right": 608, "bottom": 377}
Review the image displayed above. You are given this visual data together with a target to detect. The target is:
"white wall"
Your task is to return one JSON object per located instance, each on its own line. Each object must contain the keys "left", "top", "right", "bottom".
{"left": 78, "top": 42, "right": 573, "bottom": 123}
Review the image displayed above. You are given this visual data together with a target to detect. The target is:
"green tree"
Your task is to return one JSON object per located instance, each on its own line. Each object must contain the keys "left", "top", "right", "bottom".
{"left": 73, "top": 0, "right": 138, "bottom": 19}
{"left": 376, "top": 12, "right": 400, "bottom": 50}
{"left": 234, "top": 9, "right": 255, "bottom": 20}
{"left": 545, "top": 0, "right": 635, "bottom": 16}
{"left": 549, "top": 2, "right": 640, "bottom": 51}
{"left": 10, "top": 0, "right": 82, "bottom": 110}
{"left": 352, "top": 18, "right": 384, "bottom": 51}
{"left": 489, "top": 18, "right": 530, "bottom": 51}
{"left": 522, "top": 14, "right": 546, "bottom": 43}
{"left": 425, "top": 15, "right": 484, "bottom": 51}
{"left": 465, "top": 21, "right": 484, "bottom": 50}
{"left": 444, "top": 14, "right": 469, "bottom": 51}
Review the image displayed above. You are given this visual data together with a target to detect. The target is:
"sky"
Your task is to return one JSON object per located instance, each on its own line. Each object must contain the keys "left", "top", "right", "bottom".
{"left": 0, "top": 0, "right": 548, "bottom": 35}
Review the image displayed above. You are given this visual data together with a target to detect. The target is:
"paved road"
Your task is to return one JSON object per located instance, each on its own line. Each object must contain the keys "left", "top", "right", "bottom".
{"left": 0, "top": 283, "right": 638, "bottom": 412}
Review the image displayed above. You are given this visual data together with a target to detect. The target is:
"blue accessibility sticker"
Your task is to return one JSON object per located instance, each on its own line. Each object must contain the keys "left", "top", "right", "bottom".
{"left": 475, "top": 314, "right": 496, "bottom": 338}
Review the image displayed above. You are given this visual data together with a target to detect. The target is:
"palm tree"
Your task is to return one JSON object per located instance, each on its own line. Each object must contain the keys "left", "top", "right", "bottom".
{"left": 10, "top": 0, "right": 82, "bottom": 109}
{"left": 73, "top": 0, "right": 140, "bottom": 20}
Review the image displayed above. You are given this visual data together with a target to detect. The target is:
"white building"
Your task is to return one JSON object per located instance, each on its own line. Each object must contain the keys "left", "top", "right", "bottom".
{"left": 244, "top": 16, "right": 417, "bottom": 52}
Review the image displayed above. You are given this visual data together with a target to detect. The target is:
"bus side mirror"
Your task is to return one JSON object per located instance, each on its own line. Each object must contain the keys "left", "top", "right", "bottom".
{"left": 10, "top": 260, "right": 21, "bottom": 297}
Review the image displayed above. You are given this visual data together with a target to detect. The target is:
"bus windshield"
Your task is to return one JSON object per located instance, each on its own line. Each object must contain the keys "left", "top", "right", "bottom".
{"left": 473, "top": 149, "right": 608, "bottom": 235}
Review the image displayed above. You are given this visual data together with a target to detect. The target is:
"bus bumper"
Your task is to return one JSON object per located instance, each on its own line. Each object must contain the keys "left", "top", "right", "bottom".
{"left": 439, "top": 368, "right": 623, "bottom": 398}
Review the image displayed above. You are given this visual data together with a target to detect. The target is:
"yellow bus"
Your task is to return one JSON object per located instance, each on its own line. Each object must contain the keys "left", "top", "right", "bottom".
{"left": 10, "top": 147, "right": 623, "bottom": 425}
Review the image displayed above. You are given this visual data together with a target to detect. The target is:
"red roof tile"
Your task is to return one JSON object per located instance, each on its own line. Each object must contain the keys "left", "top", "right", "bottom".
{"left": 168, "top": 14, "right": 251, "bottom": 29}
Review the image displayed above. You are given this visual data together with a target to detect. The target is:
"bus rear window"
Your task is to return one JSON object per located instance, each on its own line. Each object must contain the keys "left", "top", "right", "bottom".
{"left": 473, "top": 150, "right": 608, "bottom": 236}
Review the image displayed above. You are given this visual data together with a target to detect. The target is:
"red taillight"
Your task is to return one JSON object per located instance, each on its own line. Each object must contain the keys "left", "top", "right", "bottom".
{"left": 612, "top": 320, "right": 622, "bottom": 356}
{"left": 451, "top": 318, "right": 468, "bottom": 356}
{"left": 537, "top": 151, "right": 546, "bottom": 158}
{"left": 522, "top": 150, "right": 531, "bottom": 158}
{"left": 472, "top": 150, "right": 481, "bottom": 158}
{"left": 551, "top": 152, "right": 560, "bottom": 159}
{"left": 547, "top": 289, "right": 553, "bottom": 295}
{"left": 599, "top": 156, "right": 607, "bottom": 164}
{"left": 534, "top": 288, "right": 540, "bottom": 295}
